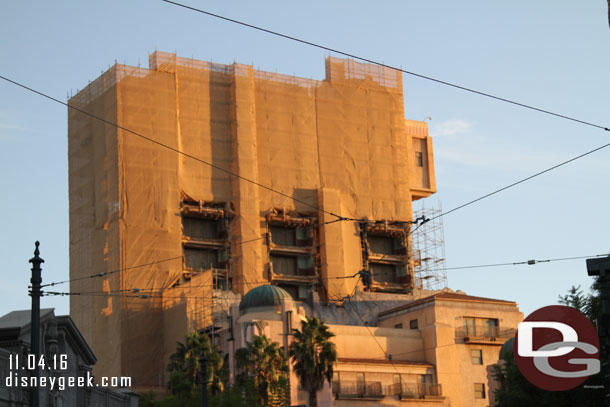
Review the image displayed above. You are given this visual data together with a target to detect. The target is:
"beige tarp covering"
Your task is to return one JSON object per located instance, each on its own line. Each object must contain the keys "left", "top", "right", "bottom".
{"left": 68, "top": 52, "right": 435, "bottom": 387}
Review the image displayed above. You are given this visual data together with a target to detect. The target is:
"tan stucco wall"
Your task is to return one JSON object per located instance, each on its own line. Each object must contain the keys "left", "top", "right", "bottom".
{"left": 378, "top": 297, "right": 523, "bottom": 407}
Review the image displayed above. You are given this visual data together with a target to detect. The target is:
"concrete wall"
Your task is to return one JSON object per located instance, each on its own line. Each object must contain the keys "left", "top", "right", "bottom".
{"left": 378, "top": 296, "right": 523, "bottom": 407}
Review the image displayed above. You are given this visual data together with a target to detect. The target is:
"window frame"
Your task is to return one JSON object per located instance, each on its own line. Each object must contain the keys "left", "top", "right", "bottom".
{"left": 471, "top": 349, "right": 483, "bottom": 365}
{"left": 474, "top": 383, "right": 486, "bottom": 399}
{"left": 409, "top": 319, "right": 419, "bottom": 330}
{"left": 266, "top": 211, "right": 319, "bottom": 298}
{"left": 180, "top": 202, "right": 232, "bottom": 288}
{"left": 360, "top": 221, "right": 410, "bottom": 290}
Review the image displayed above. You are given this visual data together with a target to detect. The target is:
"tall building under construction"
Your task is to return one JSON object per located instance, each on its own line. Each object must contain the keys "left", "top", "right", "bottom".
{"left": 68, "top": 52, "right": 520, "bottom": 406}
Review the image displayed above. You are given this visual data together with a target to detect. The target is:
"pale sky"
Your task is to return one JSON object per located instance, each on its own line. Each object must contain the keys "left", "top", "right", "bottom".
{"left": 1, "top": 1, "right": 609, "bottom": 319}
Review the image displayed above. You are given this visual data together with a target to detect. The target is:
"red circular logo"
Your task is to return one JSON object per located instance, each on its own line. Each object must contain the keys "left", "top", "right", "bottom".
{"left": 514, "top": 305, "right": 600, "bottom": 391}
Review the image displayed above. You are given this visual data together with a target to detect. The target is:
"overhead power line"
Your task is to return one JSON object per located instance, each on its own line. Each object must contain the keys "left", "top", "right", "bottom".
{"left": 41, "top": 252, "right": 610, "bottom": 301}
{"left": 2, "top": 71, "right": 608, "bottom": 289}
{"left": 433, "top": 141, "right": 610, "bottom": 219}
{"left": 0, "top": 74, "right": 354, "bottom": 224}
{"left": 444, "top": 253, "right": 610, "bottom": 271}
{"left": 161, "top": 0, "right": 610, "bottom": 133}
{"left": 1, "top": 70, "right": 608, "bottom": 230}
{"left": 38, "top": 216, "right": 360, "bottom": 288}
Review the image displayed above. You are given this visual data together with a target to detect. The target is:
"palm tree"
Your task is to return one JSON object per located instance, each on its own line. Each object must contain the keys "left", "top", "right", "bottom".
{"left": 234, "top": 334, "right": 289, "bottom": 406}
{"left": 288, "top": 317, "right": 337, "bottom": 407}
{"left": 167, "top": 331, "right": 225, "bottom": 400}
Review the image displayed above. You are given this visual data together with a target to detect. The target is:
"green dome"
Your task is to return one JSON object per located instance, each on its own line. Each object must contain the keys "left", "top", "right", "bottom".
{"left": 239, "top": 285, "right": 293, "bottom": 312}
{"left": 499, "top": 337, "right": 515, "bottom": 360}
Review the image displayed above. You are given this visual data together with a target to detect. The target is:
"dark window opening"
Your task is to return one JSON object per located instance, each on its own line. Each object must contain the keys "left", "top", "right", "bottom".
{"left": 270, "top": 226, "right": 297, "bottom": 246}
{"left": 184, "top": 247, "right": 222, "bottom": 271}
{"left": 278, "top": 284, "right": 308, "bottom": 301}
{"left": 182, "top": 217, "right": 219, "bottom": 240}
{"left": 410, "top": 319, "right": 418, "bottom": 330}
{"left": 416, "top": 151, "right": 424, "bottom": 167}
{"left": 286, "top": 311, "right": 293, "bottom": 335}
{"left": 271, "top": 255, "right": 298, "bottom": 276}
{"left": 360, "top": 221, "right": 410, "bottom": 291}
{"left": 371, "top": 263, "right": 398, "bottom": 284}
{"left": 180, "top": 204, "right": 230, "bottom": 288}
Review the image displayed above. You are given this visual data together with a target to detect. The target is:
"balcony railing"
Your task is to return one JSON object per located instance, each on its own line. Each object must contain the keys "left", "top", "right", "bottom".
{"left": 332, "top": 381, "right": 384, "bottom": 399}
{"left": 454, "top": 325, "right": 516, "bottom": 342}
{"left": 388, "top": 383, "right": 443, "bottom": 399}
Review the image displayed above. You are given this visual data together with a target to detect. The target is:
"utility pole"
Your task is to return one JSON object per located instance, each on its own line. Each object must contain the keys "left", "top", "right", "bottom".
{"left": 29, "top": 241, "right": 44, "bottom": 407}
{"left": 200, "top": 347, "right": 207, "bottom": 407}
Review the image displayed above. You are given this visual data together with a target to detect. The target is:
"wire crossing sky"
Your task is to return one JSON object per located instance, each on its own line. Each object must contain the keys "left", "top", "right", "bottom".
{"left": 1, "top": 1, "right": 609, "bottom": 317}
{"left": 162, "top": 0, "right": 610, "bottom": 133}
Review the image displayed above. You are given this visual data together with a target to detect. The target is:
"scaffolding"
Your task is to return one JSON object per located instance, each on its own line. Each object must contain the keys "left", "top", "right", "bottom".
{"left": 412, "top": 204, "right": 448, "bottom": 291}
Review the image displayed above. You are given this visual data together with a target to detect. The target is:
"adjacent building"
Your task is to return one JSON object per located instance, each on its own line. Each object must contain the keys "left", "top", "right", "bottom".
{"left": 0, "top": 309, "right": 138, "bottom": 407}
{"left": 228, "top": 285, "right": 521, "bottom": 407}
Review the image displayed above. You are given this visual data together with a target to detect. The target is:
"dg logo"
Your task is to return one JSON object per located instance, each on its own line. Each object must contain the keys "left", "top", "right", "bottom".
{"left": 515, "top": 305, "right": 600, "bottom": 391}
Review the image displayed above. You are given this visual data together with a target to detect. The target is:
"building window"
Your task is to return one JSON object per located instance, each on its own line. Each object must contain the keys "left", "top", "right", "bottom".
{"left": 394, "top": 323, "right": 403, "bottom": 329}
{"left": 463, "top": 317, "right": 499, "bottom": 337}
{"left": 278, "top": 284, "right": 310, "bottom": 302}
{"left": 409, "top": 319, "right": 419, "bottom": 330}
{"left": 285, "top": 310, "right": 293, "bottom": 335}
{"left": 181, "top": 202, "right": 231, "bottom": 288}
{"left": 182, "top": 216, "right": 219, "bottom": 240}
{"left": 271, "top": 255, "right": 298, "bottom": 276}
{"left": 360, "top": 221, "right": 410, "bottom": 291}
{"left": 471, "top": 349, "right": 483, "bottom": 365}
{"left": 370, "top": 263, "right": 404, "bottom": 284}
{"left": 267, "top": 210, "right": 318, "bottom": 299}
{"left": 416, "top": 151, "right": 424, "bottom": 167}
{"left": 474, "top": 383, "right": 486, "bottom": 399}
{"left": 484, "top": 318, "right": 499, "bottom": 336}
{"left": 356, "top": 372, "right": 365, "bottom": 393}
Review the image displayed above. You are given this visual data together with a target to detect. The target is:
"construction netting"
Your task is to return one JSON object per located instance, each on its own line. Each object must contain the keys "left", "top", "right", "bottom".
{"left": 68, "top": 51, "right": 433, "bottom": 387}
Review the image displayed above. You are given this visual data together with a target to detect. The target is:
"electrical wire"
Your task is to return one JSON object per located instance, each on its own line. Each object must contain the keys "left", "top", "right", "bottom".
{"left": 433, "top": 142, "right": 610, "bottom": 219}
{"left": 39, "top": 216, "right": 353, "bottom": 288}
{"left": 339, "top": 280, "right": 402, "bottom": 375}
{"left": 3, "top": 70, "right": 608, "bottom": 236}
{"left": 0, "top": 74, "right": 354, "bottom": 223}
{"left": 40, "top": 248, "right": 610, "bottom": 295}
{"left": 444, "top": 253, "right": 610, "bottom": 271}
{"left": 160, "top": 0, "right": 610, "bottom": 133}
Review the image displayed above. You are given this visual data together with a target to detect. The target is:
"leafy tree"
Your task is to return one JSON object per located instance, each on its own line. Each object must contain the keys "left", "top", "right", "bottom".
{"left": 209, "top": 376, "right": 259, "bottom": 407}
{"left": 166, "top": 331, "right": 226, "bottom": 403}
{"left": 235, "top": 334, "right": 289, "bottom": 406}
{"left": 138, "top": 390, "right": 160, "bottom": 407}
{"left": 288, "top": 317, "right": 337, "bottom": 407}
{"left": 558, "top": 283, "right": 601, "bottom": 322}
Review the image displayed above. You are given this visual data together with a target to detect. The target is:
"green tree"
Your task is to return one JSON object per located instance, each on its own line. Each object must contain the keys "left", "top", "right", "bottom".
{"left": 288, "top": 317, "right": 337, "bottom": 407}
{"left": 209, "top": 376, "right": 259, "bottom": 407}
{"left": 166, "top": 331, "right": 226, "bottom": 403}
{"left": 558, "top": 283, "right": 601, "bottom": 323}
{"left": 235, "top": 334, "right": 289, "bottom": 406}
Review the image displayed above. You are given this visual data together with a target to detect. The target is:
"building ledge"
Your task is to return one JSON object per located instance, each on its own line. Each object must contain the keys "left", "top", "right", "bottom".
{"left": 400, "top": 395, "right": 446, "bottom": 402}
{"left": 461, "top": 336, "right": 510, "bottom": 346}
